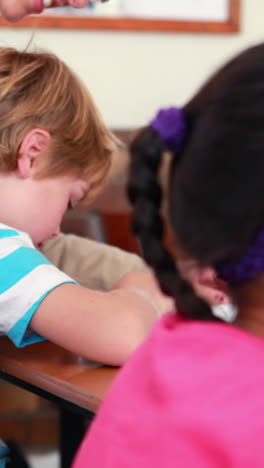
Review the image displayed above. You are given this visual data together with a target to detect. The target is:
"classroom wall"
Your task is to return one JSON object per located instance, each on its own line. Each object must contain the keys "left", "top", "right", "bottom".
{"left": 0, "top": 0, "right": 262, "bottom": 129}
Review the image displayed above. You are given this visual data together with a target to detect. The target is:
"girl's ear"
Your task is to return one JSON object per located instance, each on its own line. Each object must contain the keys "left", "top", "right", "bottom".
{"left": 178, "top": 259, "right": 238, "bottom": 322}
{"left": 177, "top": 260, "right": 231, "bottom": 306}
{"left": 17, "top": 128, "right": 51, "bottom": 179}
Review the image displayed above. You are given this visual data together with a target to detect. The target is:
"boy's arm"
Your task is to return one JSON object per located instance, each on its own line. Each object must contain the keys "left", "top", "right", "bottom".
{"left": 30, "top": 279, "right": 169, "bottom": 366}
{"left": 40, "top": 233, "right": 149, "bottom": 291}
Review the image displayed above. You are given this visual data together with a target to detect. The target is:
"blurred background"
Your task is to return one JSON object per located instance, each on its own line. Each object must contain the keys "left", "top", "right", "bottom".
{"left": 0, "top": 0, "right": 261, "bottom": 129}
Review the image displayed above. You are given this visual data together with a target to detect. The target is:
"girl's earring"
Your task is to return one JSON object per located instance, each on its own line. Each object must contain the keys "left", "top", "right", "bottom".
{"left": 211, "top": 303, "right": 238, "bottom": 323}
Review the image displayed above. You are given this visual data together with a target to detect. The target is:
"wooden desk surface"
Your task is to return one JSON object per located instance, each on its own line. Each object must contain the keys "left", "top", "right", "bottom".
{"left": 0, "top": 338, "right": 117, "bottom": 414}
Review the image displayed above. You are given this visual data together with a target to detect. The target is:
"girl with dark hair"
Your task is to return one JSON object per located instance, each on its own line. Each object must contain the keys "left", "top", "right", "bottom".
{"left": 74, "top": 42, "right": 264, "bottom": 467}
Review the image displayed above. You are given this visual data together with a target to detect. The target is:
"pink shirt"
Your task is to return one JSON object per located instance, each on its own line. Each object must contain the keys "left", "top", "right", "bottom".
{"left": 73, "top": 312, "right": 264, "bottom": 468}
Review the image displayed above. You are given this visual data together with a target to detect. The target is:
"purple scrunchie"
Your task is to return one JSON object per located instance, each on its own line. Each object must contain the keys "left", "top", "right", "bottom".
{"left": 217, "top": 228, "right": 264, "bottom": 285}
{"left": 150, "top": 107, "right": 187, "bottom": 153}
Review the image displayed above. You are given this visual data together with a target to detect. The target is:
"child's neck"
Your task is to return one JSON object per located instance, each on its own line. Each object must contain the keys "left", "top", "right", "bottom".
{"left": 233, "top": 274, "right": 264, "bottom": 340}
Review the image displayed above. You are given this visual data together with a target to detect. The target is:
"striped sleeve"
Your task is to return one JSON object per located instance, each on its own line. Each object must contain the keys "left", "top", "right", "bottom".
{"left": 0, "top": 439, "right": 8, "bottom": 467}
{"left": 0, "top": 225, "right": 77, "bottom": 348}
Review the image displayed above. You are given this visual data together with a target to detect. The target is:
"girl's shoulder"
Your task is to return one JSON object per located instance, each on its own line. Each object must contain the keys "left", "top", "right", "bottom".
{"left": 151, "top": 311, "right": 264, "bottom": 375}
{"left": 78, "top": 312, "right": 264, "bottom": 468}
{"left": 119, "top": 311, "right": 264, "bottom": 409}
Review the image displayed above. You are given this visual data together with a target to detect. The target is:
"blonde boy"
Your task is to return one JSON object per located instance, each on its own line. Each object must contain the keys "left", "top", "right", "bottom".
{"left": 0, "top": 47, "right": 170, "bottom": 366}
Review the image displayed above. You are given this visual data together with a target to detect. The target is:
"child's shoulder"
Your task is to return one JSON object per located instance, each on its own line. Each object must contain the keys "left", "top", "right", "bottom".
{"left": 119, "top": 311, "right": 264, "bottom": 407}
{"left": 0, "top": 223, "right": 34, "bottom": 251}
{"left": 78, "top": 313, "right": 264, "bottom": 468}
{"left": 151, "top": 311, "right": 264, "bottom": 375}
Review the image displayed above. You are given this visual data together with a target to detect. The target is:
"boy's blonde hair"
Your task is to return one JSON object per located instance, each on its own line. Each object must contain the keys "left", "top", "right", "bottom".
{"left": 0, "top": 47, "right": 115, "bottom": 182}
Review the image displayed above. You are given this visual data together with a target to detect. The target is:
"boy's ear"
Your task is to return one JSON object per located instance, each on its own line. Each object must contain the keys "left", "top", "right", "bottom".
{"left": 17, "top": 128, "right": 51, "bottom": 179}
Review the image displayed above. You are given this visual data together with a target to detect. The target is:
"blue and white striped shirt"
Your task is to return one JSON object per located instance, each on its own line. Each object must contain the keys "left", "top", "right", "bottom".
{"left": 0, "top": 223, "right": 77, "bottom": 348}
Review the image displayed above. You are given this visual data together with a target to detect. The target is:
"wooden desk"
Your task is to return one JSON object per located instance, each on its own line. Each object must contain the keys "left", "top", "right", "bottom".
{"left": 0, "top": 338, "right": 117, "bottom": 468}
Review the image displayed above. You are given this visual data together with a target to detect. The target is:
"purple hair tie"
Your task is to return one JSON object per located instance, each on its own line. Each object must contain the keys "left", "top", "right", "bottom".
{"left": 150, "top": 107, "right": 187, "bottom": 153}
{"left": 217, "top": 228, "right": 264, "bottom": 285}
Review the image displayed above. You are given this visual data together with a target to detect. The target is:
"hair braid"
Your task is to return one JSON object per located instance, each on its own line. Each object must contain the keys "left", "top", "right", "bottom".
{"left": 128, "top": 127, "right": 216, "bottom": 321}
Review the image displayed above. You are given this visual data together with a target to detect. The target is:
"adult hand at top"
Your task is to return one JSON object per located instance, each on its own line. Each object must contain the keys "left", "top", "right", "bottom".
{"left": 0, "top": 0, "right": 102, "bottom": 23}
